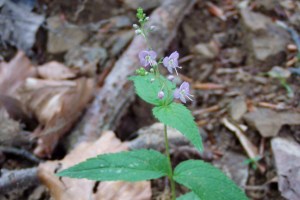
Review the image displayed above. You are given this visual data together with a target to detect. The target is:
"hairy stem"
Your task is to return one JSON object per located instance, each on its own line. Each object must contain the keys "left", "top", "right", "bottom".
{"left": 164, "top": 124, "right": 176, "bottom": 200}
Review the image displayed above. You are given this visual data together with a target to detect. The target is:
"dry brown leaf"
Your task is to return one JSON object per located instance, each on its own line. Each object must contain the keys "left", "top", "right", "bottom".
{"left": 21, "top": 77, "right": 94, "bottom": 157}
{"left": 37, "top": 61, "right": 77, "bottom": 80}
{"left": 38, "top": 131, "right": 151, "bottom": 200}
{"left": 0, "top": 51, "right": 36, "bottom": 96}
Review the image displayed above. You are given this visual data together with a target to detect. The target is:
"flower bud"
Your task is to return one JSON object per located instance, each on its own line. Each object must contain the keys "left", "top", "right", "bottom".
{"left": 135, "top": 30, "right": 142, "bottom": 35}
{"left": 145, "top": 17, "right": 150, "bottom": 21}
{"left": 133, "top": 24, "right": 139, "bottom": 29}
{"left": 158, "top": 91, "right": 164, "bottom": 99}
{"left": 150, "top": 78, "right": 155, "bottom": 83}
{"left": 150, "top": 68, "right": 154, "bottom": 73}
{"left": 167, "top": 75, "right": 174, "bottom": 81}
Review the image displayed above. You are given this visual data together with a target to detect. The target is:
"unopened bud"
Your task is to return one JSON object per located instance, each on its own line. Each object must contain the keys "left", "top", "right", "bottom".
{"left": 150, "top": 68, "right": 154, "bottom": 73}
{"left": 133, "top": 24, "right": 139, "bottom": 29}
{"left": 145, "top": 17, "right": 150, "bottom": 21}
{"left": 150, "top": 78, "right": 155, "bottom": 83}
{"left": 135, "top": 29, "right": 142, "bottom": 35}
{"left": 158, "top": 91, "right": 164, "bottom": 99}
{"left": 167, "top": 75, "right": 174, "bottom": 81}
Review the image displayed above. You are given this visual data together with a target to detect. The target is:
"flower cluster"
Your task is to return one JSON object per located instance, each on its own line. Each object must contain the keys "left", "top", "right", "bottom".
{"left": 138, "top": 49, "right": 193, "bottom": 104}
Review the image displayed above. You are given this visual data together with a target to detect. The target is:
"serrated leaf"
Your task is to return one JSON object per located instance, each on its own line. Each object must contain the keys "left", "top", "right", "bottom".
{"left": 174, "top": 160, "right": 249, "bottom": 200}
{"left": 129, "top": 74, "right": 175, "bottom": 106}
{"left": 152, "top": 103, "right": 203, "bottom": 152}
{"left": 177, "top": 192, "right": 201, "bottom": 200}
{"left": 57, "top": 149, "right": 170, "bottom": 181}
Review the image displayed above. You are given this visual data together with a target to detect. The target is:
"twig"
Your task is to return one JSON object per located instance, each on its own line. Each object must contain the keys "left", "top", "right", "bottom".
{"left": 0, "top": 146, "right": 41, "bottom": 164}
{"left": 0, "top": 167, "right": 39, "bottom": 194}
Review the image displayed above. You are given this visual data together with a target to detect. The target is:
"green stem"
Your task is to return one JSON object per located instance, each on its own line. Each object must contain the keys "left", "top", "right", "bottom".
{"left": 164, "top": 124, "right": 176, "bottom": 200}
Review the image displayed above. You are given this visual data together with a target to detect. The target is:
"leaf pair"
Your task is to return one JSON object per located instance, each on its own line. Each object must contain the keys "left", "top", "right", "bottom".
{"left": 129, "top": 75, "right": 203, "bottom": 152}
{"left": 57, "top": 149, "right": 248, "bottom": 200}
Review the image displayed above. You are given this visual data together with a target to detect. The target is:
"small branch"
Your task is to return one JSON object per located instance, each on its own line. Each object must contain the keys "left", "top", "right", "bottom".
{"left": 0, "top": 146, "right": 41, "bottom": 164}
{"left": 0, "top": 167, "right": 39, "bottom": 194}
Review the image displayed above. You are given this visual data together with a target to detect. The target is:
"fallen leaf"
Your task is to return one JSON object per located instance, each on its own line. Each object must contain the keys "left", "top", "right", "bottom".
{"left": 37, "top": 61, "right": 77, "bottom": 80}
{"left": 21, "top": 77, "right": 94, "bottom": 157}
{"left": 0, "top": 1, "right": 44, "bottom": 51}
{"left": 38, "top": 131, "right": 151, "bottom": 200}
{"left": 0, "top": 51, "right": 35, "bottom": 96}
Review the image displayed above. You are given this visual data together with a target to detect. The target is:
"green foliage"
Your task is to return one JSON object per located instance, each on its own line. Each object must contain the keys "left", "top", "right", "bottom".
{"left": 152, "top": 103, "right": 203, "bottom": 152}
{"left": 243, "top": 156, "right": 262, "bottom": 170}
{"left": 173, "top": 160, "right": 248, "bottom": 200}
{"left": 177, "top": 192, "right": 201, "bottom": 200}
{"left": 57, "top": 149, "right": 170, "bottom": 182}
{"left": 129, "top": 74, "right": 175, "bottom": 106}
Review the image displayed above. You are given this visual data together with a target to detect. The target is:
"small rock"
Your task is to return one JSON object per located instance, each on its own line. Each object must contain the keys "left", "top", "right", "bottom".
{"left": 228, "top": 97, "right": 247, "bottom": 121}
{"left": 240, "top": 9, "right": 272, "bottom": 32}
{"left": 244, "top": 108, "right": 300, "bottom": 137}
{"left": 214, "top": 151, "right": 248, "bottom": 188}
{"left": 268, "top": 66, "right": 291, "bottom": 79}
{"left": 47, "top": 16, "right": 88, "bottom": 54}
{"left": 240, "top": 9, "right": 291, "bottom": 69}
{"left": 127, "top": 123, "right": 189, "bottom": 151}
{"left": 271, "top": 137, "right": 300, "bottom": 200}
{"left": 124, "top": 0, "right": 161, "bottom": 10}
{"left": 193, "top": 41, "right": 219, "bottom": 60}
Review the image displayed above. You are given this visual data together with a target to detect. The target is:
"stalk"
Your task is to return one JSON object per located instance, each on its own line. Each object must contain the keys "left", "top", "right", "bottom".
{"left": 164, "top": 124, "right": 176, "bottom": 200}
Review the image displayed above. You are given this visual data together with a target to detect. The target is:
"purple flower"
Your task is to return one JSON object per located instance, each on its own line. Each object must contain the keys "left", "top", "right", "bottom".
{"left": 174, "top": 82, "right": 193, "bottom": 103}
{"left": 157, "top": 91, "right": 164, "bottom": 99}
{"left": 139, "top": 50, "right": 157, "bottom": 67}
{"left": 163, "top": 51, "right": 181, "bottom": 75}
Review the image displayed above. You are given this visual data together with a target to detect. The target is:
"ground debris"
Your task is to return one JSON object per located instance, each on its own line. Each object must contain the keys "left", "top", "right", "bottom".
{"left": 272, "top": 137, "right": 300, "bottom": 200}
{"left": 38, "top": 131, "right": 151, "bottom": 200}
{"left": 0, "top": 0, "right": 44, "bottom": 52}
{"left": 243, "top": 108, "right": 300, "bottom": 137}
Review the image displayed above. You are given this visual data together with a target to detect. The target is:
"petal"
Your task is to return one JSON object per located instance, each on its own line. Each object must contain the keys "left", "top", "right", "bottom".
{"left": 179, "top": 95, "right": 186, "bottom": 103}
{"left": 163, "top": 57, "right": 170, "bottom": 68}
{"left": 173, "top": 59, "right": 179, "bottom": 68}
{"left": 167, "top": 65, "right": 173, "bottom": 74}
{"left": 173, "top": 89, "right": 180, "bottom": 99}
{"left": 149, "top": 50, "right": 157, "bottom": 59}
{"left": 139, "top": 51, "right": 148, "bottom": 60}
{"left": 141, "top": 59, "right": 149, "bottom": 67}
{"left": 180, "top": 82, "right": 189, "bottom": 91}
{"left": 170, "top": 51, "right": 179, "bottom": 60}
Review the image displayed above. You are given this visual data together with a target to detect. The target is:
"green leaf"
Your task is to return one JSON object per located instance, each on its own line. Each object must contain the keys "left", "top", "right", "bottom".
{"left": 129, "top": 74, "right": 175, "bottom": 106}
{"left": 57, "top": 149, "right": 170, "bottom": 182}
{"left": 177, "top": 192, "right": 201, "bottom": 200}
{"left": 152, "top": 103, "right": 203, "bottom": 152}
{"left": 174, "top": 160, "right": 249, "bottom": 200}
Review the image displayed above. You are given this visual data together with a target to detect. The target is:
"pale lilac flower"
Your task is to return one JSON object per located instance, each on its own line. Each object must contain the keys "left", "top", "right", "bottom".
{"left": 158, "top": 91, "right": 164, "bottom": 99}
{"left": 139, "top": 50, "right": 157, "bottom": 67}
{"left": 173, "top": 82, "right": 193, "bottom": 103}
{"left": 163, "top": 51, "right": 181, "bottom": 75}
